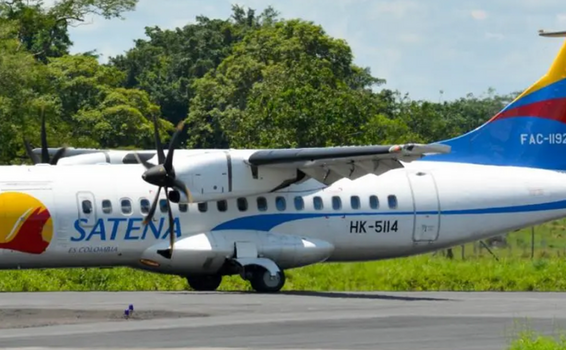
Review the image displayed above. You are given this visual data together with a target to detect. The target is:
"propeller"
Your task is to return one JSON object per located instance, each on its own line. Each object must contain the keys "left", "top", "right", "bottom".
{"left": 23, "top": 107, "right": 67, "bottom": 165}
{"left": 135, "top": 115, "right": 192, "bottom": 260}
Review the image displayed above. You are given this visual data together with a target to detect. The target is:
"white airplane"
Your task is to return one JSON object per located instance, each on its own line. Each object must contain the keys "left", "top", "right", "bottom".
{"left": 3, "top": 30, "right": 566, "bottom": 293}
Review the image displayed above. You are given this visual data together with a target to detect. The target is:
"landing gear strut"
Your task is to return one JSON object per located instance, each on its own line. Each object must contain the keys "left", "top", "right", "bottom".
{"left": 248, "top": 266, "right": 286, "bottom": 293}
{"left": 186, "top": 274, "right": 222, "bottom": 291}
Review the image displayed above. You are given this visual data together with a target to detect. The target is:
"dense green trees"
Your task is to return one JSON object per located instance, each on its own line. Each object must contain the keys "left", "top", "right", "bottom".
{"left": 0, "top": 1, "right": 518, "bottom": 165}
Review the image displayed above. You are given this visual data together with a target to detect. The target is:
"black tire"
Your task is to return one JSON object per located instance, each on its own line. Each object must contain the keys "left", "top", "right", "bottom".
{"left": 250, "top": 268, "right": 285, "bottom": 293}
{"left": 186, "top": 275, "right": 222, "bottom": 291}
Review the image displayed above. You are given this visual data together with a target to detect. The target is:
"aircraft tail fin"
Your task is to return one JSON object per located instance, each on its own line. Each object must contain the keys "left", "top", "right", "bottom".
{"left": 426, "top": 30, "right": 566, "bottom": 170}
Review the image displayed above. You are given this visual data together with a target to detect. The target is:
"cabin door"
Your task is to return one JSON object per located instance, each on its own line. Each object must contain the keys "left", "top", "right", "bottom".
{"left": 76, "top": 191, "right": 97, "bottom": 228}
{"left": 406, "top": 170, "right": 440, "bottom": 242}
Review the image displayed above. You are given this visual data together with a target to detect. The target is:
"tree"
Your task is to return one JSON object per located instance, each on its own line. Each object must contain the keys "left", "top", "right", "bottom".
{"left": 0, "top": 0, "right": 138, "bottom": 63}
{"left": 108, "top": 5, "right": 280, "bottom": 145}
{"left": 0, "top": 20, "right": 51, "bottom": 164}
{"left": 45, "top": 54, "right": 172, "bottom": 149}
{"left": 187, "top": 18, "right": 393, "bottom": 149}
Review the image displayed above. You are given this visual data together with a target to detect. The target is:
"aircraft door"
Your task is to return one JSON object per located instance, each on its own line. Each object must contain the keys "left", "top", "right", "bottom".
{"left": 406, "top": 170, "right": 440, "bottom": 242}
{"left": 76, "top": 191, "right": 96, "bottom": 228}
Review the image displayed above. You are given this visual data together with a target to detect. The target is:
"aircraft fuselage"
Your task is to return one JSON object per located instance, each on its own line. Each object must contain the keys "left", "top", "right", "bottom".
{"left": 1, "top": 161, "right": 565, "bottom": 277}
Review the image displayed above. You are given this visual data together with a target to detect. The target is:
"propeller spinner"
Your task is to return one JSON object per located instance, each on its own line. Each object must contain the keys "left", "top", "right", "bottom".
{"left": 135, "top": 115, "right": 192, "bottom": 259}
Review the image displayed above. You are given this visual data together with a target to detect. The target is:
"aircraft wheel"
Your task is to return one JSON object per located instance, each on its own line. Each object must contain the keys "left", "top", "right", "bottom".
{"left": 186, "top": 274, "right": 222, "bottom": 291}
{"left": 250, "top": 267, "right": 285, "bottom": 293}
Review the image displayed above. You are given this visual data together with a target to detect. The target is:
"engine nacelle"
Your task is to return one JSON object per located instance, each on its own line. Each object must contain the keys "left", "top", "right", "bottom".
{"left": 173, "top": 150, "right": 301, "bottom": 203}
{"left": 57, "top": 152, "right": 115, "bottom": 165}
{"left": 136, "top": 230, "right": 335, "bottom": 275}
{"left": 56, "top": 150, "right": 157, "bottom": 165}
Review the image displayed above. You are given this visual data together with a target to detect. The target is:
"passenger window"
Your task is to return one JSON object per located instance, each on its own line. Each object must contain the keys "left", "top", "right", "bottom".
{"left": 313, "top": 196, "right": 323, "bottom": 210}
{"left": 257, "top": 197, "right": 267, "bottom": 211}
{"left": 217, "top": 200, "right": 227, "bottom": 212}
{"left": 198, "top": 202, "right": 208, "bottom": 213}
{"left": 332, "top": 196, "right": 341, "bottom": 210}
{"left": 276, "top": 196, "right": 286, "bottom": 211}
{"left": 159, "top": 199, "right": 168, "bottom": 213}
{"left": 82, "top": 200, "right": 92, "bottom": 214}
{"left": 294, "top": 196, "right": 304, "bottom": 210}
{"left": 179, "top": 203, "right": 188, "bottom": 212}
{"left": 121, "top": 199, "right": 132, "bottom": 215}
{"left": 388, "top": 195, "right": 398, "bottom": 209}
{"left": 369, "top": 195, "right": 379, "bottom": 209}
{"left": 102, "top": 199, "right": 112, "bottom": 214}
{"left": 350, "top": 196, "right": 360, "bottom": 210}
{"left": 237, "top": 198, "right": 248, "bottom": 211}
{"left": 140, "top": 198, "right": 150, "bottom": 214}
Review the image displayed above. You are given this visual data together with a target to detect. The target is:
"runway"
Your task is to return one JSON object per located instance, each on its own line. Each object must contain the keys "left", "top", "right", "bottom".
{"left": 0, "top": 291, "right": 564, "bottom": 350}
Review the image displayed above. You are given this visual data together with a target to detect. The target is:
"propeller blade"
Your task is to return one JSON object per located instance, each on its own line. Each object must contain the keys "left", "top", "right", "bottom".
{"left": 151, "top": 114, "right": 165, "bottom": 164}
{"left": 141, "top": 116, "right": 187, "bottom": 260}
{"left": 173, "top": 178, "right": 192, "bottom": 203}
{"left": 163, "top": 120, "right": 185, "bottom": 173}
{"left": 50, "top": 147, "right": 68, "bottom": 165}
{"left": 133, "top": 152, "right": 153, "bottom": 170}
{"left": 23, "top": 138, "right": 40, "bottom": 165}
{"left": 40, "top": 108, "right": 49, "bottom": 164}
{"left": 166, "top": 194, "right": 175, "bottom": 255}
{"left": 156, "top": 192, "right": 175, "bottom": 260}
{"left": 143, "top": 186, "right": 162, "bottom": 225}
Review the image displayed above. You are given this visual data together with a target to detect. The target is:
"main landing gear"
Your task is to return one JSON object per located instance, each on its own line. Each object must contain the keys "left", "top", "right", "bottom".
{"left": 186, "top": 274, "right": 223, "bottom": 291}
{"left": 185, "top": 266, "right": 286, "bottom": 293}
{"left": 243, "top": 265, "right": 286, "bottom": 293}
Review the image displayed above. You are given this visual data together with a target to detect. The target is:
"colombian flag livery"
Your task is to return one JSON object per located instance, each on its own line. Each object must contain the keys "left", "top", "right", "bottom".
{"left": 427, "top": 34, "right": 566, "bottom": 170}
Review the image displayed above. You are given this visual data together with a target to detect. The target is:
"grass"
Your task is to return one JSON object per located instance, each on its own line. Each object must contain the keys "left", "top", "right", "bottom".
{"left": 2, "top": 218, "right": 566, "bottom": 292}
{"left": 506, "top": 320, "right": 566, "bottom": 350}
{"left": 1, "top": 254, "right": 566, "bottom": 292}
{"left": 508, "top": 331, "right": 566, "bottom": 350}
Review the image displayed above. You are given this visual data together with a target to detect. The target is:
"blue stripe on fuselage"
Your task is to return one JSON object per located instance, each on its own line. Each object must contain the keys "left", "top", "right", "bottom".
{"left": 211, "top": 199, "right": 566, "bottom": 231}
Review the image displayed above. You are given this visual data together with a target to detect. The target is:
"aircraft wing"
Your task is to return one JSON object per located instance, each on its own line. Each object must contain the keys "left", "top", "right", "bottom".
{"left": 247, "top": 143, "right": 450, "bottom": 185}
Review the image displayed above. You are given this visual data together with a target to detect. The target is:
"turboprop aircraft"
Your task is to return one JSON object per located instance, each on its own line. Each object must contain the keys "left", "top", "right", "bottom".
{"left": 3, "top": 29, "right": 566, "bottom": 293}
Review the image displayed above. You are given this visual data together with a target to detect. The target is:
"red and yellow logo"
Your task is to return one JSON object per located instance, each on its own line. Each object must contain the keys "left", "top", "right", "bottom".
{"left": 0, "top": 192, "right": 52, "bottom": 254}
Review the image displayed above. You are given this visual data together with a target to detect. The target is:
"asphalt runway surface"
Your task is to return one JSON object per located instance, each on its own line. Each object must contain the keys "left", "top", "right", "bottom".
{"left": 0, "top": 291, "right": 564, "bottom": 350}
